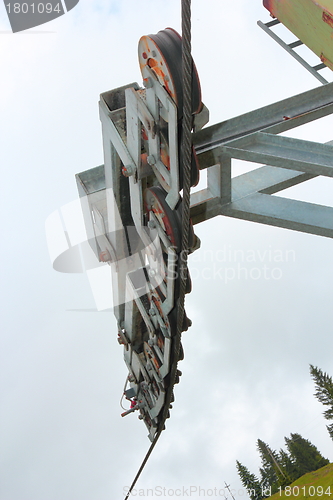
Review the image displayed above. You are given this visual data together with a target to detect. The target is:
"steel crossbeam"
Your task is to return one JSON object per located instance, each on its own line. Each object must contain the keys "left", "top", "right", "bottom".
{"left": 193, "top": 82, "right": 333, "bottom": 160}
{"left": 223, "top": 193, "right": 333, "bottom": 238}
{"left": 223, "top": 133, "right": 333, "bottom": 176}
{"left": 189, "top": 82, "right": 333, "bottom": 238}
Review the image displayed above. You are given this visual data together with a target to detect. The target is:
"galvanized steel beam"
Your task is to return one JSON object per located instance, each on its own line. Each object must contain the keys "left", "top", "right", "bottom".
{"left": 222, "top": 193, "right": 333, "bottom": 239}
{"left": 222, "top": 133, "right": 333, "bottom": 177}
{"left": 193, "top": 81, "right": 333, "bottom": 168}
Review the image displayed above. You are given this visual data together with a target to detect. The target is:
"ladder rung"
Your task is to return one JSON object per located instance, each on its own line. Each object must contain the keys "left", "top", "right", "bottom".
{"left": 266, "top": 18, "right": 280, "bottom": 28}
{"left": 313, "top": 62, "right": 326, "bottom": 71}
{"left": 257, "top": 19, "right": 329, "bottom": 85}
{"left": 288, "top": 40, "right": 303, "bottom": 49}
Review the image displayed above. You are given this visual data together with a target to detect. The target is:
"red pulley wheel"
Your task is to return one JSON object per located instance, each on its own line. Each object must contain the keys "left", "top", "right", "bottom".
{"left": 144, "top": 186, "right": 183, "bottom": 252}
{"left": 138, "top": 27, "right": 202, "bottom": 117}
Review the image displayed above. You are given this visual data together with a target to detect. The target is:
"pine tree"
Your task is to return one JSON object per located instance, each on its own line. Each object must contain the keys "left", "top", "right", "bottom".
{"left": 284, "top": 433, "right": 329, "bottom": 477}
{"left": 257, "top": 439, "right": 294, "bottom": 492}
{"left": 236, "top": 430, "right": 329, "bottom": 499}
{"left": 257, "top": 439, "right": 280, "bottom": 493}
{"left": 278, "top": 448, "right": 298, "bottom": 485}
{"left": 310, "top": 364, "right": 333, "bottom": 440}
{"left": 236, "top": 461, "right": 263, "bottom": 500}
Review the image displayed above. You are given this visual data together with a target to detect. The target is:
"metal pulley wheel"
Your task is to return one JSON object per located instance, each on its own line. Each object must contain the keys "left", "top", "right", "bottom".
{"left": 168, "top": 303, "right": 192, "bottom": 336}
{"left": 145, "top": 186, "right": 183, "bottom": 251}
{"left": 144, "top": 186, "right": 196, "bottom": 252}
{"left": 138, "top": 27, "right": 202, "bottom": 117}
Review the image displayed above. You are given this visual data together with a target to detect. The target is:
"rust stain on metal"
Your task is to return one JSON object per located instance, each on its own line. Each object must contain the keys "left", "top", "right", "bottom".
{"left": 144, "top": 342, "right": 161, "bottom": 372}
{"left": 142, "top": 37, "right": 151, "bottom": 54}
{"left": 147, "top": 58, "right": 173, "bottom": 98}
{"left": 263, "top": 0, "right": 276, "bottom": 17}
{"left": 323, "top": 11, "right": 333, "bottom": 28}
{"left": 320, "top": 52, "right": 333, "bottom": 70}
{"left": 160, "top": 146, "right": 170, "bottom": 169}
{"left": 141, "top": 128, "right": 148, "bottom": 141}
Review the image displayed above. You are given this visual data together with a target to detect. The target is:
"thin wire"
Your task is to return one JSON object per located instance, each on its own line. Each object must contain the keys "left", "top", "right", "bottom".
{"left": 120, "top": 394, "right": 127, "bottom": 411}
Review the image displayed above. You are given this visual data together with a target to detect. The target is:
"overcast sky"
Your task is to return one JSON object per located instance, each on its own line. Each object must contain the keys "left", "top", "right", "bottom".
{"left": 1, "top": 1, "right": 333, "bottom": 500}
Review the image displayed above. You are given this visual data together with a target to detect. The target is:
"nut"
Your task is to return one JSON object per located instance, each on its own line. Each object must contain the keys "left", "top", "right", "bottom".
{"left": 147, "top": 155, "right": 156, "bottom": 166}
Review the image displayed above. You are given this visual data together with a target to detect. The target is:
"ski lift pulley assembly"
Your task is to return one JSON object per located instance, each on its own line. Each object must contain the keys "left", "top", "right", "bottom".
{"left": 77, "top": 27, "right": 209, "bottom": 441}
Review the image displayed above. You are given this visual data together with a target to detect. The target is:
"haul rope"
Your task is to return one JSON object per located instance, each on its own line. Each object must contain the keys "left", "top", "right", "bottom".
{"left": 123, "top": 1, "right": 192, "bottom": 497}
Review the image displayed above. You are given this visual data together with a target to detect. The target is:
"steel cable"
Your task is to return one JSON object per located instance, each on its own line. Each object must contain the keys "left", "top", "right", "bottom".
{"left": 123, "top": 1, "right": 192, "bottom": 497}
{"left": 176, "top": 0, "right": 192, "bottom": 346}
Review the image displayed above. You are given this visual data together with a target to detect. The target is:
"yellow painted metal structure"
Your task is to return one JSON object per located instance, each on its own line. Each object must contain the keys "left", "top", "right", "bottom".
{"left": 264, "top": 0, "right": 333, "bottom": 70}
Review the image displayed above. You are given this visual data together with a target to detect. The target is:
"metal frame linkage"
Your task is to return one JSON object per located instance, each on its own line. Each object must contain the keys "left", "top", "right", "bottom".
{"left": 76, "top": 71, "right": 198, "bottom": 440}
{"left": 96, "top": 78, "right": 183, "bottom": 327}
{"left": 190, "top": 82, "right": 333, "bottom": 238}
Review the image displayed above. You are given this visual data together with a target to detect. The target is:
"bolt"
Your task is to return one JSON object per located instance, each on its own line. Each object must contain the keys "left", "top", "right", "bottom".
{"left": 149, "top": 269, "right": 156, "bottom": 278}
{"left": 151, "top": 50, "right": 157, "bottom": 57}
{"left": 149, "top": 308, "right": 156, "bottom": 316}
{"left": 122, "top": 165, "right": 134, "bottom": 177}
{"left": 147, "top": 220, "right": 156, "bottom": 229}
{"left": 147, "top": 155, "right": 156, "bottom": 166}
{"left": 99, "top": 250, "right": 111, "bottom": 262}
{"left": 143, "top": 77, "right": 153, "bottom": 89}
